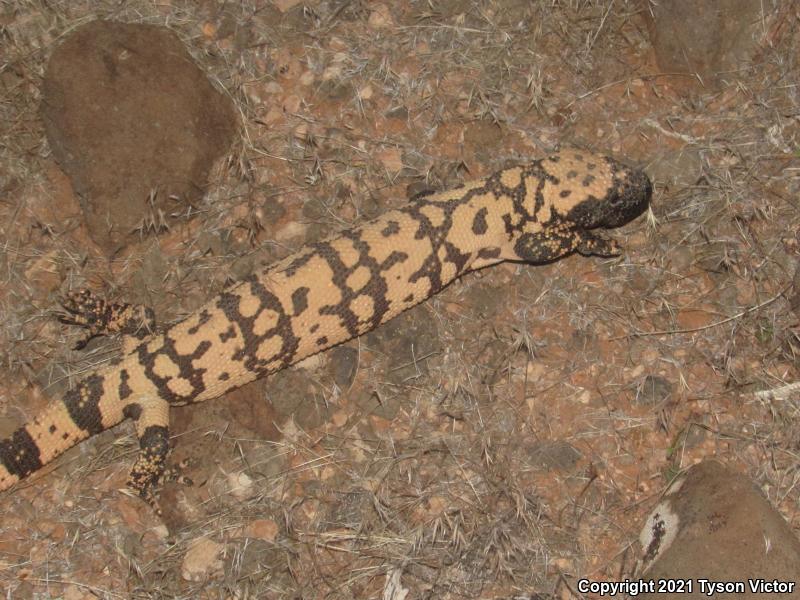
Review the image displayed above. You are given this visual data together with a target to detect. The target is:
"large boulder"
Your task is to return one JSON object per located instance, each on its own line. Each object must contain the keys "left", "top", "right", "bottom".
{"left": 41, "top": 20, "right": 237, "bottom": 253}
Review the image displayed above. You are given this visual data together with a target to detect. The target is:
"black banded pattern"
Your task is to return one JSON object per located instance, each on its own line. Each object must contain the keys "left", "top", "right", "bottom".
{"left": 0, "top": 149, "right": 651, "bottom": 507}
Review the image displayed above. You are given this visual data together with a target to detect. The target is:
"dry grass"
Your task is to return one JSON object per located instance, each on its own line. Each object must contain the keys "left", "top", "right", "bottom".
{"left": 1, "top": 0, "right": 799, "bottom": 598}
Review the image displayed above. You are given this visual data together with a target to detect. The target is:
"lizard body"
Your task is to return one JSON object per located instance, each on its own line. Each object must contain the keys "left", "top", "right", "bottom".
{"left": 0, "top": 149, "right": 651, "bottom": 506}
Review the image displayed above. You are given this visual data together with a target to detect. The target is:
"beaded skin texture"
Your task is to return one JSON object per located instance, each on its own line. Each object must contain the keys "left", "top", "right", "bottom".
{"left": 0, "top": 149, "right": 652, "bottom": 507}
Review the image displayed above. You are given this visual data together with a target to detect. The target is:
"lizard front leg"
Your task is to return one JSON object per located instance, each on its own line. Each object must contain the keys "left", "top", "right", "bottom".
{"left": 513, "top": 227, "right": 622, "bottom": 263}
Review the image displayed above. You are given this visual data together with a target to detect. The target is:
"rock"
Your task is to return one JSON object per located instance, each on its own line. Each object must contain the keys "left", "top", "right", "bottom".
{"left": 225, "top": 382, "right": 282, "bottom": 441}
{"left": 41, "top": 20, "right": 237, "bottom": 253}
{"left": 181, "top": 536, "right": 224, "bottom": 581}
{"left": 527, "top": 440, "right": 582, "bottom": 472}
{"left": 634, "top": 375, "right": 672, "bottom": 406}
{"left": 329, "top": 345, "right": 359, "bottom": 388}
{"left": 364, "top": 304, "right": 441, "bottom": 385}
{"left": 638, "top": 460, "right": 800, "bottom": 598}
{"left": 639, "top": 0, "right": 765, "bottom": 87}
{"left": 241, "top": 518, "right": 279, "bottom": 542}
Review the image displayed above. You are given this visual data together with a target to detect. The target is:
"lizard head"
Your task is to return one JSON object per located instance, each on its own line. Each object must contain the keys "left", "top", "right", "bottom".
{"left": 502, "top": 150, "right": 652, "bottom": 263}
{"left": 538, "top": 149, "right": 652, "bottom": 229}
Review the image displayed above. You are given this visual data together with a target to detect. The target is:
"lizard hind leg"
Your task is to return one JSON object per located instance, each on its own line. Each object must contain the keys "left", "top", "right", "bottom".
{"left": 122, "top": 398, "right": 171, "bottom": 512}
{"left": 59, "top": 289, "right": 157, "bottom": 351}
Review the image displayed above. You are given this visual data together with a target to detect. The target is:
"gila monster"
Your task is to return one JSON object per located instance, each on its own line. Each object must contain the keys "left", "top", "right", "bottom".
{"left": 0, "top": 149, "right": 652, "bottom": 508}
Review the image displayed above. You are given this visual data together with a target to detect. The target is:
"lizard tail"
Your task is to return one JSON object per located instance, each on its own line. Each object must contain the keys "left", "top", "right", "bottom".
{"left": 0, "top": 373, "right": 128, "bottom": 491}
